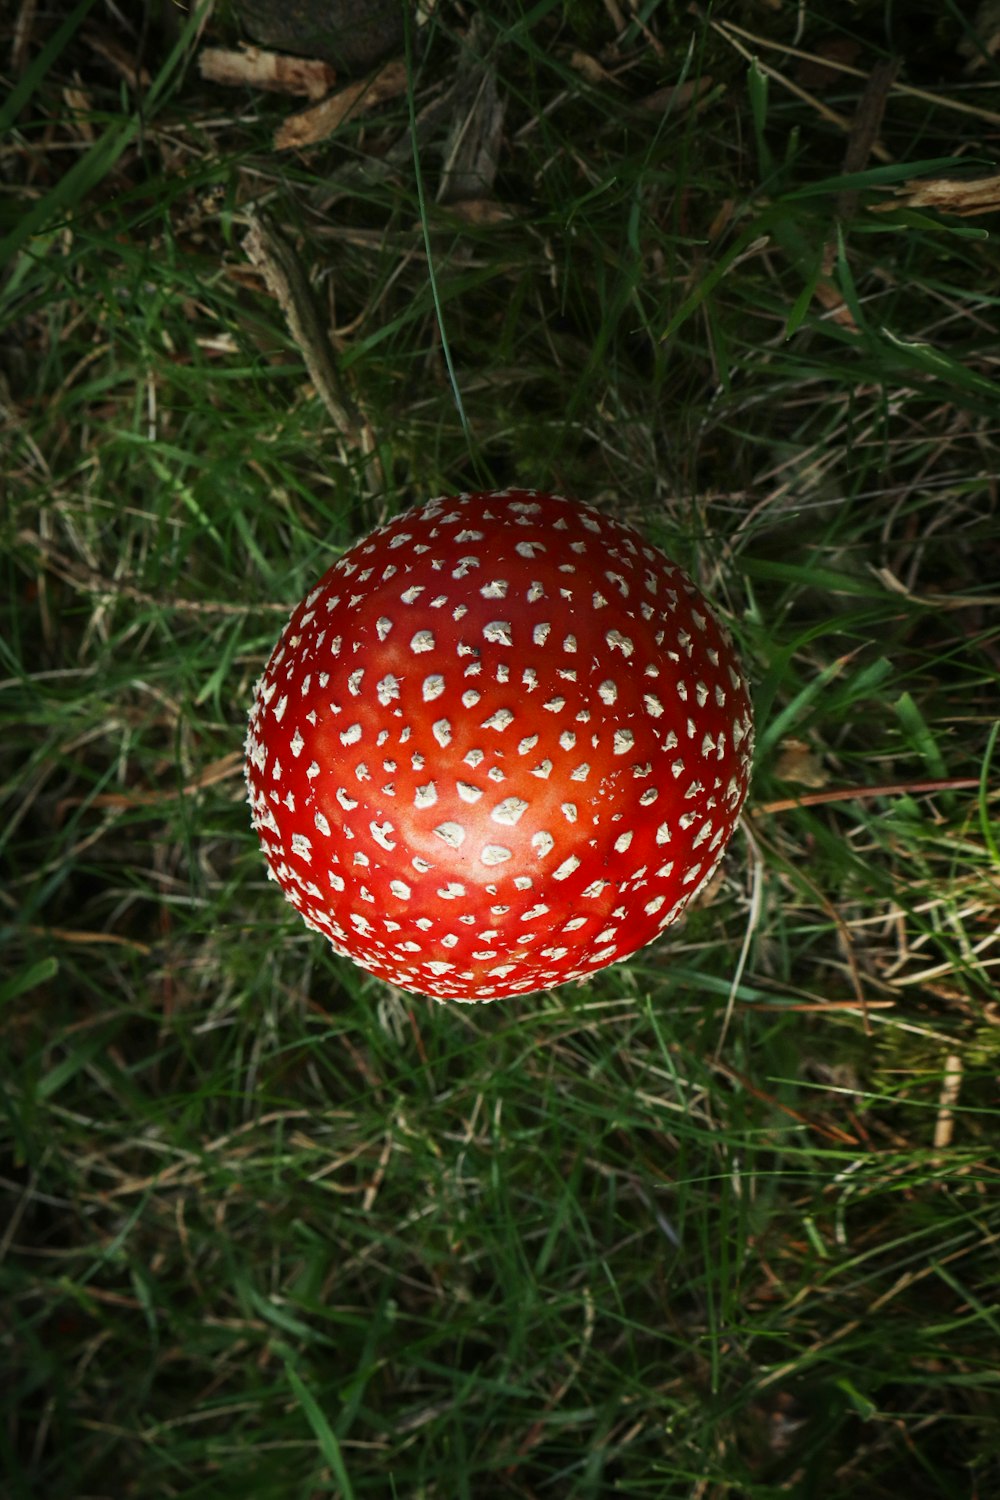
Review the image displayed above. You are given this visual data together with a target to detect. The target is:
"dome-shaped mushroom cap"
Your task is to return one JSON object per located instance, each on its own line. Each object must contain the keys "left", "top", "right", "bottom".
{"left": 245, "top": 489, "right": 754, "bottom": 1001}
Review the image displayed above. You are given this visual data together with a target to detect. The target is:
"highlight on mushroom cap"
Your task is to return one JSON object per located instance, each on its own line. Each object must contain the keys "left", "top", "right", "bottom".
{"left": 245, "top": 489, "right": 754, "bottom": 1001}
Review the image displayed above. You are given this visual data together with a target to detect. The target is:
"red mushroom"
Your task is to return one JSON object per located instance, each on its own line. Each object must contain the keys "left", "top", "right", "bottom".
{"left": 245, "top": 490, "right": 753, "bottom": 1001}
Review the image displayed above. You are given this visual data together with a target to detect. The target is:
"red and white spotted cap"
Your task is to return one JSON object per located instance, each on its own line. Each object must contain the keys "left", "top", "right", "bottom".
{"left": 245, "top": 490, "right": 754, "bottom": 1001}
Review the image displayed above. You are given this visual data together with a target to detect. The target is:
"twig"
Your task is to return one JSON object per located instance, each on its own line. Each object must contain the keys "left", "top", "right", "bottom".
{"left": 756, "top": 777, "right": 985, "bottom": 815}
{"left": 707, "top": 18, "right": 892, "bottom": 161}
{"left": 56, "top": 753, "right": 244, "bottom": 814}
{"left": 934, "top": 1054, "right": 963, "bottom": 1150}
{"left": 199, "top": 45, "right": 336, "bottom": 100}
{"left": 242, "top": 209, "right": 365, "bottom": 444}
{"left": 14, "top": 533, "right": 290, "bottom": 615}
{"left": 710, "top": 15, "right": 1000, "bottom": 128}
{"left": 274, "top": 56, "right": 409, "bottom": 150}
{"left": 242, "top": 208, "right": 384, "bottom": 497}
{"left": 708, "top": 1059, "right": 860, "bottom": 1145}
{"left": 837, "top": 60, "right": 898, "bottom": 218}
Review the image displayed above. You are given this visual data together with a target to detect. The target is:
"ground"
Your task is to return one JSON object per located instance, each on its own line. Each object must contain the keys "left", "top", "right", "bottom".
{"left": 2, "top": 2, "right": 999, "bottom": 1497}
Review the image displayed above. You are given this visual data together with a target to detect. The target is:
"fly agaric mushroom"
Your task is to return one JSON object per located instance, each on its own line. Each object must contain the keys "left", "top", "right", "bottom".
{"left": 245, "top": 490, "right": 753, "bottom": 1001}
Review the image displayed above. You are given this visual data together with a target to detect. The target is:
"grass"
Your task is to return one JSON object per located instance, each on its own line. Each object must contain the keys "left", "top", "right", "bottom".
{"left": 2, "top": 1, "right": 999, "bottom": 1496}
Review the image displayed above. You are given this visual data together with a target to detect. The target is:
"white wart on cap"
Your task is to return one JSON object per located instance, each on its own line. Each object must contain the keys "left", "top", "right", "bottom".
{"left": 245, "top": 489, "right": 754, "bottom": 1001}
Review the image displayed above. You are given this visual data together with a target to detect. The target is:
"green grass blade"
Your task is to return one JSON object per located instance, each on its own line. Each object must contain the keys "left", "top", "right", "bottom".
{"left": 284, "top": 1361, "right": 356, "bottom": 1499}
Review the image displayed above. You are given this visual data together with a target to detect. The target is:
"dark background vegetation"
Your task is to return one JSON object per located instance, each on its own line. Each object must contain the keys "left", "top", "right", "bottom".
{"left": 2, "top": 2, "right": 999, "bottom": 1497}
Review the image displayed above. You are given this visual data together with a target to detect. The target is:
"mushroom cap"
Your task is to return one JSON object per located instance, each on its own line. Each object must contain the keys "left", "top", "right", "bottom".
{"left": 245, "top": 490, "right": 754, "bottom": 1001}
